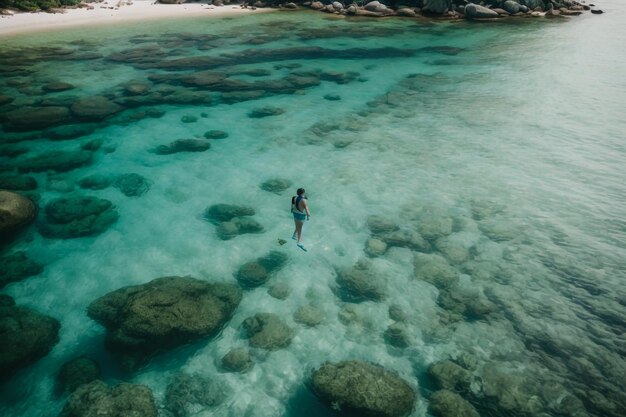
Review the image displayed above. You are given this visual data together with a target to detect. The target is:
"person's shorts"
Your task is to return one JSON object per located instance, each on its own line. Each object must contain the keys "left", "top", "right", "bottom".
{"left": 293, "top": 212, "right": 306, "bottom": 221}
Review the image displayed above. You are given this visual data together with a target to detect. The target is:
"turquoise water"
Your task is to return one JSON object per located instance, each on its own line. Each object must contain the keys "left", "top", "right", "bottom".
{"left": 1, "top": 4, "right": 625, "bottom": 417}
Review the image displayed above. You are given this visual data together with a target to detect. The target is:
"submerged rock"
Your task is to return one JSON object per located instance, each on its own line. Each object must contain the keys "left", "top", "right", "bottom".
{"left": 268, "top": 283, "right": 291, "bottom": 300}
{"left": 113, "top": 173, "right": 151, "bottom": 197}
{"left": 180, "top": 115, "right": 198, "bottom": 123}
{"left": 16, "top": 150, "right": 93, "bottom": 173}
{"left": 310, "top": 360, "right": 416, "bottom": 417}
{"left": 389, "top": 304, "right": 408, "bottom": 322}
{"left": 384, "top": 322, "right": 410, "bottom": 348}
{"left": 428, "top": 360, "right": 472, "bottom": 392}
{"left": 381, "top": 228, "right": 430, "bottom": 252}
{"left": 429, "top": 389, "right": 479, "bottom": 417}
{"left": 0, "top": 191, "right": 37, "bottom": 246}
{"left": 364, "top": 237, "right": 388, "bottom": 257}
{"left": 71, "top": 96, "right": 123, "bottom": 120}
{"left": 220, "top": 348, "right": 253, "bottom": 373}
{"left": 154, "top": 139, "right": 211, "bottom": 155}
{"left": 57, "top": 357, "right": 101, "bottom": 394}
{"left": 78, "top": 174, "right": 111, "bottom": 190}
{"left": 165, "top": 372, "right": 227, "bottom": 417}
{"left": 204, "top": 130, "right": 229, "bottom": 139}
{"left": 242, "top": 313, "right": 293, "bottom": 350}
{"left": 2, "top": 106, "right": 71, "bottom": 132}
{"left": 437, "top": 286, "right": 496, "bottom": 320}
{"left": 336, "top": 259, "right": 387, "bottom": 302}
{"left": 414, "top": 253, "right": 459, "bottom": 289}
{"left": 367, "top": 215, "right": 399, "bottom": 235}
{"left": 236, "top": 251, "right": 288, "bottom": 288}
{"left": 39, "top": 196, "right": 118, "bottom": 239}
{"left": 204, "top": 203, "right": 255, "bottom": 224}
{"left": 260, "top": 178, "right": 292, "bottom": 194}
{"left": 0, "top": 251, "right": 43, "bottom": 289}
{"left": 42, "top": 82, "right": 75, "bottom": 92}
{"left": 248, "top": 106, "right": 285, "bottom": 118}
{"left": 45, "top": 123, "right": 98, "bottom": 140}
{"left": 0, "top": 296, "right": 60, "bottom": 375}
{"left": 59, "top": 380, "right": 157, "bottom": 417}
{"left": 217, "top": 217, "right": 264, "bottom": 240}
{"left": 87, "top": 277, "right": 242, "bottom": 368}
{"left": 294, "top": 304, "right": 324, "bottom": 327}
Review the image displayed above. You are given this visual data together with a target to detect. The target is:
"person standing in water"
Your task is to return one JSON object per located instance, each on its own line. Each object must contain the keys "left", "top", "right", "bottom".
{"left": 291, "top": 188, "right": 310, "bottom": 251}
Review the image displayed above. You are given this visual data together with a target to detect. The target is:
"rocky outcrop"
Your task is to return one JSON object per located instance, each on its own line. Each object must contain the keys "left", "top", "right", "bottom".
{"left": 0, "top": 296, "right": 60, "bottom": 375}
{"left": 57, "top": 357, "right": 101, "bottom": 394}
{"left": 0, "top": 251, "right": 43, "bottom": 289}
{"left": 204, "top": 203, "right": 263, "bottom": 240}
{"left": 204, "top": 203, "right": 255, "bottom": 224}
{"left": 248, "top": 106, "right": 285, "bottom": 118}
{"left": 310, "top": 361, "right": 416, "bottom": 417}
{"left": 39, "top": 196, "right": 119, "bottom": 239}
{"left": 0, "top": 191, "right": 37, "bottom": 247}
{"left": 242, "top": 313, "right": 293, "bottom": 350}
{"left": 236, "top": 251, "right": 288, "bottom": 288}
{"left": 204, "top": 130, "right": 229, "bottom": 139}
{"left": 87, "top": 277, "right": 242, "bottom": 368}
{"left": 59, "top": 380, "right": 157, "bottom": 417}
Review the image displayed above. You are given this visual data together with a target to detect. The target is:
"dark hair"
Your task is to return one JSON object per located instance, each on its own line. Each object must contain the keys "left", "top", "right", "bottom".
{"left": 297, "top": 188, "right": 305, "bottom": 195}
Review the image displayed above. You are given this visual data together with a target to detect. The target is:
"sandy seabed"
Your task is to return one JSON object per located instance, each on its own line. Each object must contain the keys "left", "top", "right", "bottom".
{"left": 0, "top": 1, "right": 270, "bottom": 37}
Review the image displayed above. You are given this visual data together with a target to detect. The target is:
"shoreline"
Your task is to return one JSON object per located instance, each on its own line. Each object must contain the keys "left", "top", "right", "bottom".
{"left": 0, "top": 2, "right": 271, "bottom": 37}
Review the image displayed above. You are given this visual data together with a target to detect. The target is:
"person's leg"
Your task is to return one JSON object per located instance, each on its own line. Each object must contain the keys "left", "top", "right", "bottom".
{"left": 296, "top": 221, "right": 303, "bottom": 242}
{"left": 292, "top": 219, "right": 298, "bottom": 240}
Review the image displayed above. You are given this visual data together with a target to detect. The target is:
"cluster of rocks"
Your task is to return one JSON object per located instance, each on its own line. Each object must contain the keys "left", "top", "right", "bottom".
{"left": 204, "top": 203, "right": 264, "bottom": 240}
{"left": 0, "top": 251, "right": 43, "bottom": 289}
{"left": 236, "top": 250, "right": 288, "bottom": 288}
{"left": 282, "top": 0, "right": 597, "bottom": 19}
{"left": 79, "top": 172, "right": 151, "bottom": 197}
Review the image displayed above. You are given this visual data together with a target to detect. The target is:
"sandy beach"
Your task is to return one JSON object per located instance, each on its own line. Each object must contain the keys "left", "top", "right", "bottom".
{"left": 0, "top": 1, "right": 271, "bottom": 37}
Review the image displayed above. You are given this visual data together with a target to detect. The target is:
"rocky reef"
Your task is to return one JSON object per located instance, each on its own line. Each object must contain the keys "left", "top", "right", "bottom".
{"left": 87, "top": 276, "right": 242, "bottom": 369}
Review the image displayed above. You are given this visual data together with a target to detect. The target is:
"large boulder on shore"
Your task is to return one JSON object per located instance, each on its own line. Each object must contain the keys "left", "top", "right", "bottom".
{"left": 503, "top": 0, "right": 521, "bottom": 14}
{"left": 87, "top": 276, "right": 242, "bottom": 368}
{"left": 0, "top": 296, "right": 60, "bottom": 375}
{"left": 59, "top": 380, "right": 157, "bottom": 417}
{"left": 310, "top": 360, "right": 416, "bottom": 417}
{"left": 423, "top": 0, "right": 452, "bottom": 14}
{"left": 464, "top": 3, "right": 500, "bottom": 18}
{"left": 0, "top": 191, "right": 37, "bottom": 246}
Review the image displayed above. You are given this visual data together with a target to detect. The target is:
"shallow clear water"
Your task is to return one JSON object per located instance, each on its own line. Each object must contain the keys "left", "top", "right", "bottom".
{"left": 1, "top": 4, "right": 625, "bottom": 417}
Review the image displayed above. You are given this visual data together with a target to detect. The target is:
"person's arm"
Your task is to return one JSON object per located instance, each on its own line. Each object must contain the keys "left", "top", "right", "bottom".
{"left": 303, "top": 199, "right": 310, "bottom": 219}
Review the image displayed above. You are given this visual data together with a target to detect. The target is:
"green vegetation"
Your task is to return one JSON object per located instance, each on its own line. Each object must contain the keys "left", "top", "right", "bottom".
{"left": 0, "top": 0, "right": 81, "bottom": 11}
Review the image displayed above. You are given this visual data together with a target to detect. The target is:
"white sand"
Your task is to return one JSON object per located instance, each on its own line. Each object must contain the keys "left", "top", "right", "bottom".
{"left": 0, "top": 1, "right": 271, "bottom": 37}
